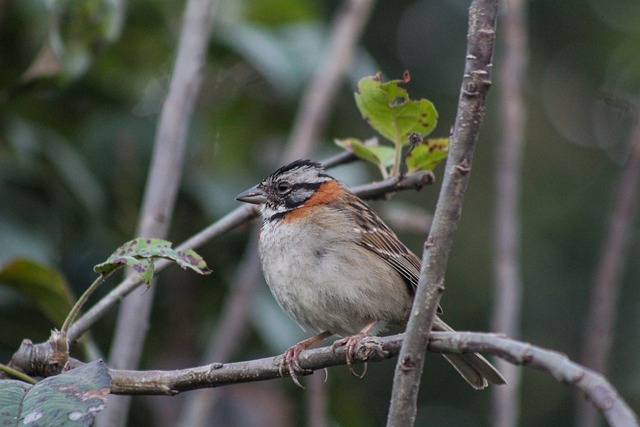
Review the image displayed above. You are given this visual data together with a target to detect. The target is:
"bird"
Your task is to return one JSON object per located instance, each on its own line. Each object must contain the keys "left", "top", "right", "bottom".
{"left": 236, "top": 159, "right": 505, "bottom": 389}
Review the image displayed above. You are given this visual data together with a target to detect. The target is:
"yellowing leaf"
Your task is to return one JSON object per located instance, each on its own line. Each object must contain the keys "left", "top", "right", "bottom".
{"left": 406, "top": 137, "right": 449, "bottom": 172}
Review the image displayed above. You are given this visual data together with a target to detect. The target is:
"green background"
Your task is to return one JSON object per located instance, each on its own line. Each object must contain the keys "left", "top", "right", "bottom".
{"left": 1, "top": 0, "right": 638, "bottom": 426}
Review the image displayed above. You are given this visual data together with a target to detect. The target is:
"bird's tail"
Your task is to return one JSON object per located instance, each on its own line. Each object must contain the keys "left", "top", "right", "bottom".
{"left": 432, "top": 317, "right": 506, "bottom": 389}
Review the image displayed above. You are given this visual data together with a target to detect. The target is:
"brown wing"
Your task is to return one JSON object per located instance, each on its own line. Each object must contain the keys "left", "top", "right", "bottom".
{"left": 337, "top": 194, "right": 422, "bottom": 292}
{"left": 330, "top": 188, "right": 444, "bottom": 314}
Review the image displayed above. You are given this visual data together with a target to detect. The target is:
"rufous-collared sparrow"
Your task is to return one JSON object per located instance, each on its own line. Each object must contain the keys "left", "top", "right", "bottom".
{"left": 237, "top": 159, "right": 505, "bottom": 389}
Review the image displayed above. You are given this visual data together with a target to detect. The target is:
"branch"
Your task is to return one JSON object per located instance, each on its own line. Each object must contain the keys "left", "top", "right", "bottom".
{"left": 106, "top": 332, "right": 638, "bottom": 427}
{"left": 283, "top": 0, "right": 376, "bottom": 162}
{"left": 66, "top": 171, "right": 433, "bottom": 344}
{"left": 387, "top": 1, "right": 499, "bottom": 426}
{"left": 492, "top": 0, "right": 528, "bottom": 425}
{"left": 577, "top": 115, "right": 640, "bottom": 427}
{"left": 96, "top": 0, "right": 220, "bottom": 425}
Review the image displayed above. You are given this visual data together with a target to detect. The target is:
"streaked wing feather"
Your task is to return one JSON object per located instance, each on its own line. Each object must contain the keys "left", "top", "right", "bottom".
{"left": 338, "top": 194, "right": 422, "bottom": 291}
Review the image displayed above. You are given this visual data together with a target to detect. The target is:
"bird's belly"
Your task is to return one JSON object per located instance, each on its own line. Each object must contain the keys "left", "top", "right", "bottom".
{"left": 259, "top": 224, "right": 412, "bottom": 336}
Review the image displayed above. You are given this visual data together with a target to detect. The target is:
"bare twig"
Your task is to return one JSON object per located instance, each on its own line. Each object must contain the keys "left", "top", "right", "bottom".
{"left": 491, "top": 0, "right": 527, "bottom": 425}
{"left": 577, "top": 118, "right": 640, "bottom": 427}
{"left": 96, "top": 0, "right": 220, "bottom": 426}
{"left": 387, "top": 1, "right": 499, "bottom": 426}
{"left": 284, "top": 0, "right": 376, "bottom": 162}
{"left": 105, "top": 332, "right": 638, "bottom": 427}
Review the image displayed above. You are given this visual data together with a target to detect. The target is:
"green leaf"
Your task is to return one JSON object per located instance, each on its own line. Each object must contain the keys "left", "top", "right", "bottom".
{"left": 0, "top": 360, "right": 111, "bottom": 426}
{"left": 93, "top": 238, "right": 212, "bottom": 287}
{"left": 0, "top": 259, "right": 75, "bottom": 325}
{"left": 405, "top": 137, "right": 449, "bottom": 172}
{"left": 334, "top": 138, "right": 395, "bottom": 171}
{"left": 354, "top": 72, "right": 438, "bottom": 146}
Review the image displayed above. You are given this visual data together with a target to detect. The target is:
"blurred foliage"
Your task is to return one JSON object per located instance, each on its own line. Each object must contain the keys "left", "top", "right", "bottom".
{"left": 0, "top": 0, "right": 639, "bottom": 426}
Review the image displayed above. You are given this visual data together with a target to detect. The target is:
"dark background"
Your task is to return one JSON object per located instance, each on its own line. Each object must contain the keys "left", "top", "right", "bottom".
{"left": 1, "top": 0, "right": 638, "bottom": 425}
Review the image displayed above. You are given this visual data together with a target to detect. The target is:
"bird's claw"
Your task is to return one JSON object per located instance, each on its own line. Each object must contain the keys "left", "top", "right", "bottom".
{"left": 278, "top": 344, "right": 312, "bottom": 388}
{"left": 332, "top": 333, "right": 369, "bottom": 378}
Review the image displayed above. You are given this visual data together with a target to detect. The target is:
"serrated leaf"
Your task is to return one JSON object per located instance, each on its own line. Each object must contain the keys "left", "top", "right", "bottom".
{"left": 0, "top": 360, "right": 111, "bottom": 426}
{"left": 406, "top": 137, "right": 449, "bottom": 172}
{"left": 334, "top": 138, "right": 396, "bottom": 170}
{"left": 0, "top": 259, "right": 75, "bottom": 325}
{"left": 355, "top": 72, "right": 438, "bottom": 146}
{"left": 93, "top": 238, "right": 211, "bottom": 287}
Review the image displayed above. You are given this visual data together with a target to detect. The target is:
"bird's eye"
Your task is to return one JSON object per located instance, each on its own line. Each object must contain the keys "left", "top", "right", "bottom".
{"left": 276, "top": 181, "right": 292, "bottom": 195}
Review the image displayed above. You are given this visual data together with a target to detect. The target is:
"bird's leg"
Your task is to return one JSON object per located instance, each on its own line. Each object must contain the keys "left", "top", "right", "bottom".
{"left": 280, "top": 331, "right": 332, "bottom": 388}
{"left": 331, "top": 320, "right": 377, "bottom": 377}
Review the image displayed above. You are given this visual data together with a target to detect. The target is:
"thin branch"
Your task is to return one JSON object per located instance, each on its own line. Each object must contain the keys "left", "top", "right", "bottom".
{"left": 105, "top": 332, "right": 638, "bottom": 427}
{"left": 67, "top": 171, "right": 432, "bottom": 344}
{"left": 178, "top": 2, "right": 375, "bottom": 423}
{"left": 67, "top": 204, "right": 256, "bottom": 343}
{"left": 387, "top": 1, "right": 499, "bottom": 426}
{"left": 577, "top": 117, "right": 640, "bottom": 427}
{"left": 97, "top": 0, "right": 219, "bottom": 425}
{"left": 284, "top": 0, "right": 376, "bottom": 162}
{"left": 491, "top": 0, "right": 527, "bottom": 425}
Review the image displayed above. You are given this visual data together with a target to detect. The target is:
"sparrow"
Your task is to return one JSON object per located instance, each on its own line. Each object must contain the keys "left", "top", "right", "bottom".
{"left": 236, "top": 159, "right": 505, "bottom": 389}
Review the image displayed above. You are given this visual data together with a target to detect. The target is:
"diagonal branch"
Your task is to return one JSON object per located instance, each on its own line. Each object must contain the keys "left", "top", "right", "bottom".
{"left": 577, "top": 115, "right": 640, "bottom": 427}
{"left": 66, "top": 170, "right": 433, "bottom": 344}
{"left": 284, "top": 0, "right": 376, "bottom": 162}
{"left": 387, "top": 1, "right": 499, "bottom": 426}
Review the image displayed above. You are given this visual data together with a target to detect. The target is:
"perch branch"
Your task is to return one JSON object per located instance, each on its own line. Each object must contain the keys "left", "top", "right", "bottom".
{"left": 106, "top": 332, "right": 638, "bottom": 427}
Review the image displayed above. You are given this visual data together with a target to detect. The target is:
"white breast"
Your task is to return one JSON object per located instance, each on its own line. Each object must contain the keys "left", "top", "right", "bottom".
{"left": 258, "top": 208, "right": 412, "bottom": 337}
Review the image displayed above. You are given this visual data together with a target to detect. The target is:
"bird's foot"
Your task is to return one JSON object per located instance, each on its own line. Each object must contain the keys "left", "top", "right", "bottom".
{"left": 278, "top": 343, "right": 312, "bottom": 388}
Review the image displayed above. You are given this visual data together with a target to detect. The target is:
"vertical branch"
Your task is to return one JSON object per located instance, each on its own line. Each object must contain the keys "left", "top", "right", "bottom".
{"left": 491, "top": 0, "right": 527, "bottom": 425}
{"left": 175, "top": 1, "right": 375, "bottom": 425}
{"left": 577, "top": 118, "right": 640, "bottom": 427}
{"left": 386, "top": 1, "right": 499, "bottom": 426}
{"left": 96, "top": 0, "right": 219, "bottom": 426}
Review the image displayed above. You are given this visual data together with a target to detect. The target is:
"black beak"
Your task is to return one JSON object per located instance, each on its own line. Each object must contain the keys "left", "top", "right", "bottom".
{"left": 236, "top": 184, "right": 267, "bottom": 205}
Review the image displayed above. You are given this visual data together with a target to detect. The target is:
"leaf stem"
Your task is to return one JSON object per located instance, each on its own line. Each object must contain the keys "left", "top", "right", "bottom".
{"left": 0, "top": 363, "right": 37, "bottom": 384}
{"left": 391, "top": 138, "right": 403, "bottom": 177}
{"left": 60, "top": 271, "right": 115, "bottom": 340}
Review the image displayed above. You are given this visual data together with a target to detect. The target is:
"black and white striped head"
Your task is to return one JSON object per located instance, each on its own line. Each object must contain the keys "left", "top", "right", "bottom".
{"left": 236, "top": 159, "right": 333, "bottom": 220}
